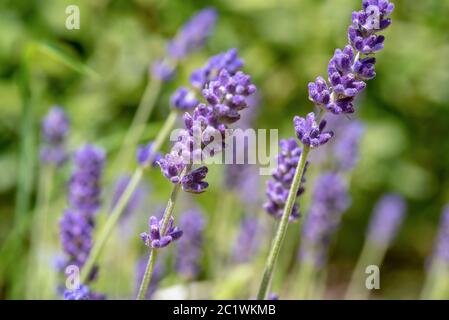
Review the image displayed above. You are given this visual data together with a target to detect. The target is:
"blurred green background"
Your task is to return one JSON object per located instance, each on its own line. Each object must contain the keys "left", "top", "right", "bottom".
{"left": 1, "top": 0, "right": 449, "bottom": 299}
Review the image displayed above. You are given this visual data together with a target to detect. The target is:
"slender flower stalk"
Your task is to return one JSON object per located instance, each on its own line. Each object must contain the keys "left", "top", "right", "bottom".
{"left": 136, "top": 181, "right": 183, "bottom": 300}
{"left": 257, "top": 0, "right": 395, "bottom": 299}
{"left": 137, "top": 49, "right": 256, "bottom": 299}
{"left": 345, "top": 193, "right": 406, "bottom": 299}
{"left": 257, "top": 145, "right": 310, "bottom": 300}
{"left": 421, "top": 206, "right": 449, "bottom": 299}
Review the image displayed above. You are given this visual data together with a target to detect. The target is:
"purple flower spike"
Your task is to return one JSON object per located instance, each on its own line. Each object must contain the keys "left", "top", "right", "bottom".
{"left": 433, "top": 206, "right": 449, "bottom": 264}
{"left": 176, "top": 209, "right": 205, "bottom": 279}
{"left": 158, "top": 49, "right": 256, "bottom": 191}
{"left": 141, "top": 216, "right": 183, "bottom": 249}
{"left": 190, "top": 48, "right": 244, "bottom": 89}
{"left": 151, "top": 8, "right": 217, "bottom": 81}
{"left": 300, "top": 173, "right": 350, "bottom": 267}
{"left": 293, "top": 113, "right": 334, "bottom": 148}
{"left": 167, "top": 8, "right": 217, "bottom": 60}
{"left": 181, "top": 166, "right": 209, "bottom": 193}
{"left": 137, "top": 142, "right": 162, "bottom": 168}
{"left": 232, "top": 217, "right": 262, "bottom": 263}
{"left": 170, "top": 87, "right": 199, "bottom": 110}
{"left": 60, "top": 209, "right": 93, "bottom": 267}
{"left": 305, "top": 0, "right": 394, "bottom": 115}
{"left": 333, "top": 120, "right": 365, "bottom": 171}
{"left": 367, "top": 194, "right": 406, "bottom": 248}
{"left": 328, "top": 46, "right": 367, "bottom": 97}
{"left": 264, "top": 138, "right": 308, "bottom": 221}
{"left": 40, "top": 106, "right": 70, "bottom": 166}
{"left": 68, "top": 145, "right": 105, "bottom": 216}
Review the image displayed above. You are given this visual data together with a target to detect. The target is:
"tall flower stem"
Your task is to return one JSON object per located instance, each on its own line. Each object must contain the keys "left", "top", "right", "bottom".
{"left": 113, "top": 78, "right": 162, "bottom": 170}
{"left": 80, "top": 112, "right": 178, "bottom": 283}
{"left": 345, "top": 240, "right": 384, "bottom": 299}
{"left": 136, "top": 181, "right": 182, "bottom": 300}
{"left": 421, "top": 261, "right": 449, "bottom": 300}
{"left": 26, "top": 165, "right": 55, "bottom": 299}
{"left": 257, "top": 146, "right": 310, "bottom": 300}
{"left": 296, "top": 261, "right": 317, "bottom": 299}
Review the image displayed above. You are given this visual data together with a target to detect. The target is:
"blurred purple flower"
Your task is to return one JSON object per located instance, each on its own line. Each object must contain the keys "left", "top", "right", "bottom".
{"left": 432, "top": 206, "right": 449, "bottom": 264}
{"left": 367, "top": 194, "right": 406, "bottom": 248}
{"left": 300, "top": 173, "right": 350, "bottom": 267}
{"left": 175, "top": 209, "right": 205, "bottom": 279}
{"left": 40, "top": 106, "right": 69, "bottom": 166}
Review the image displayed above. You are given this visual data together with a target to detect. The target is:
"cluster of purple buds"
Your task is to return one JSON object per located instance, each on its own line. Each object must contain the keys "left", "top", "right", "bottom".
{"left": 170, "top": 48, "right": 248, "bottom": 113}
{"left": 433, "top": 206, "right": 449, "bottom": 264}
{"left": 367, "top": 194, "right": 406, "bottom": 248}
{"left": 63, "top": 285, "right": 105, "bottom": 300}
{"left": 300, "top": 173, "right": 350, "bottom": 267}
{"left": 175, "top": 209, "right": 205, "bottom": 279}
{"left": 140, "top": 216, "right": 183, "bottom": 249}
{"left": 264, "top": 138, "right": 308, "bottom": 221}
{"left": 67, "top": 145, "right": 106, "bottom": 215}
{"left": 293, "top": 113, "right": 334, "bottom": 148}
{"left": 151, "top": 8, "right": 217, "bottom": 81}
{"left": 308, "top": 0, "right": 394, "bottom": 114}
{"left": 159, "top": 50, "right": 256, "bottom": 193}
{"left": 190, "top": 48, "right": 244, "bottom": 90}
{"left": 40, "top": 106, "right": 69, "bottom": 166}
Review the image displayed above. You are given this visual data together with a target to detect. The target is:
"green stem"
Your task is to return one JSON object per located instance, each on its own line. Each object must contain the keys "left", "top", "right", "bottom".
{"left": 256, "top": 146, "right": 311, "bottom": 300}
{"left": 421, "top": 260, "right": 449, "bottom": 300}
{"left": 81, "top": 167, "right": 143, "bottom": 283}
{"left": 345, "top": 240, "right": 384, "bottom": 300}
{"left": 297, "top": 261, "right": 316, "bottom": 299}
{"left": 26, "top": 165, "right": 55, "bottom": 299}
{"left": 113, "top": 78, "right": 162, "bottom": 170}
{"left": 136, "top": 181, "right": 182, "bottom": 300}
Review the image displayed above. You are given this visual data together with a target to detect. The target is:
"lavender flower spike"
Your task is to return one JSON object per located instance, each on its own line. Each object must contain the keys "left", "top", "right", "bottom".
{"left": 432, "top": 206, "right": 449, "bottom": 264}
{"left": 158, "top": 51, "right": 256, "bottom": 192}
{"left": 333, "top": 120, "right": 365, "bottom": 171}
{"left": 367, "top": 194, "right": 406, "bottom": 248}
{"left": 151, "top": 8, "right": 217, "bottom": 81}
{"left": 68, "top": 145, "right": 106, "bottom": 215}
{"left": 293, "top": 113, "right": 334, "bottom": 148}
{"left": 175, "top": 209, "right": 205, "bottom": 279}
{"left": 306, "top": 0, "right": 394, "bottom": 115}
{"left": 141, "top": 216, "right": 183, "bottom": 249}
{"left": 40, "top": 106, "right": 69, "bottom": 166}
{"left": 170, "top": 87, "right": 199, "bottom": 110}
{"left": 300, "top": 173, "right": 350, "bottom": 267}
{"left": 60, "top": 144, "right": 105, "bottom": 299}
{"left": 264, "top": 138, "right": 308, "bottom": 221}
{"left": 167, "top": 8, "right": 217, "bottom": 60}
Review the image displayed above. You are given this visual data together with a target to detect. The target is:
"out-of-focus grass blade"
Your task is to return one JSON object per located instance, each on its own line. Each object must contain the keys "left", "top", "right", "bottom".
{"left": 33, "top": 41, "right": 99, "bottom": 78}
{"left": 14, "top": 54, "right": 35, "bottom": 222}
